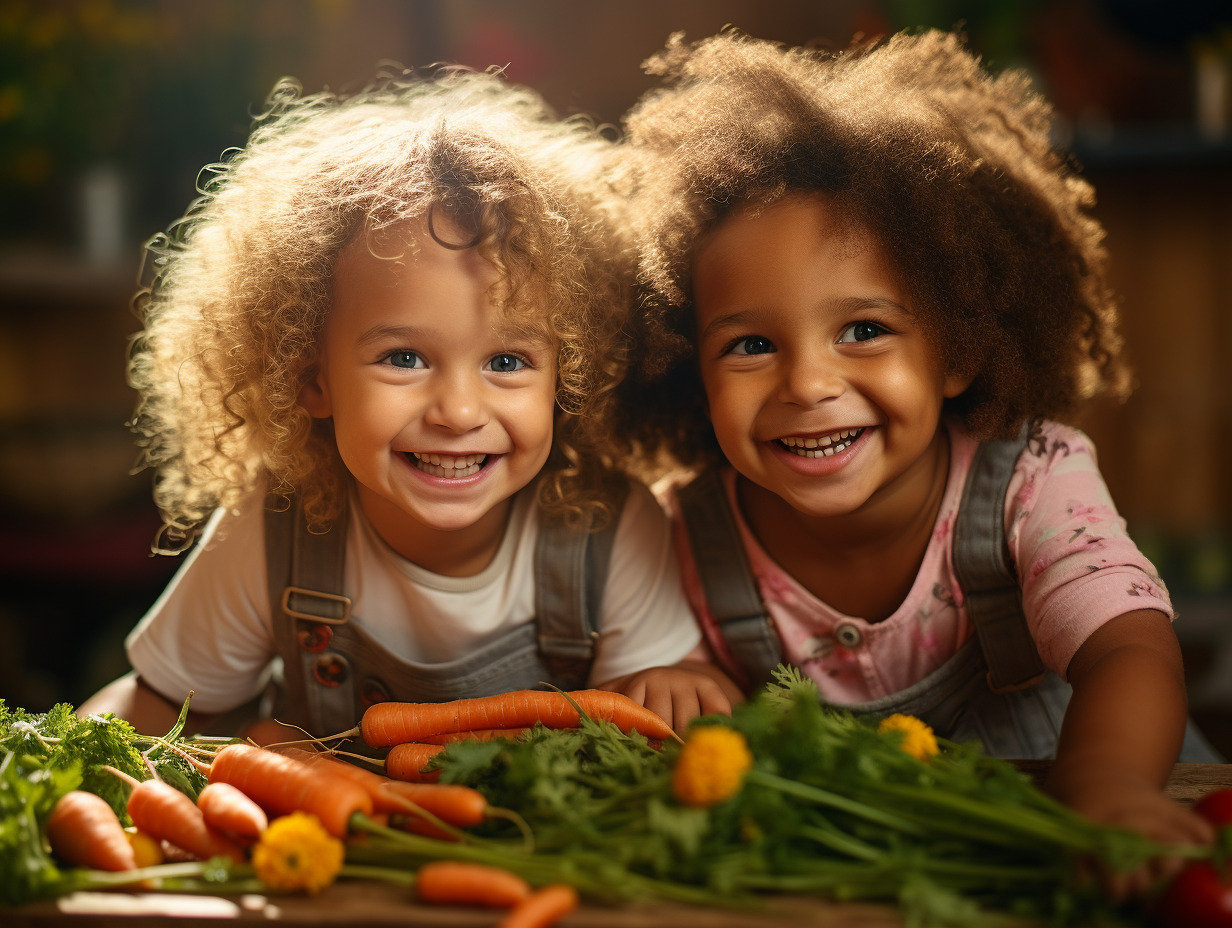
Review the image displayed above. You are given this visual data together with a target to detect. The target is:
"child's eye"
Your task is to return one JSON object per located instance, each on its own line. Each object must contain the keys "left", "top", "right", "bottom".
{"left": 837, "top": 321, "right": 888, "bottom": 343}
{"left": 487, "top": 353, "right": 527, "bottom": 373}
{"left": 386, "top": 350, "right": 424, "bottom": 369}
{"left": 727, "top": 336, "right": 775, "bottom": 356}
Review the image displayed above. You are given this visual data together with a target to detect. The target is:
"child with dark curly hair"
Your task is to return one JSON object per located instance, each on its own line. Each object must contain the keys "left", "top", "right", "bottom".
{"left": 81, "top": 66, "right": 737, "bottom": 744}
{"left": 618, "top": 27, "right": 1217, "bottom": 883}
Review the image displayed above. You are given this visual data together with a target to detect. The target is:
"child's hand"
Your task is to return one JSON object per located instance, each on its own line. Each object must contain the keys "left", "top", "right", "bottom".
{"left": 600, "top": 661, "right": 744, "bottom": 736}
{"left": 1048, "top": 769, "right": 1216, "bottom": 901}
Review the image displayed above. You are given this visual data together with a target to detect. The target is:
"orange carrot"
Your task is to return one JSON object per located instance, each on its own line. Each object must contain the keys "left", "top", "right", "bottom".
{"left": 418, "top": 728, "right": 529, "bottom": 745}
{"left": 358, "top": 690, "right": 674, "bottom": 747}
{"left": 197, "top": 781, "right": 268, "bottom": 840}
{"left": 207, "top": 743, "right": 373, "bottom": 838}
{"left": 45, "top": 790, "right": 137, "bottom": 872}
{"left": 275, "top": 747, "right": 487, "bottom": 826}
{"left": 380, "top": 780, "right": 487, "bottom": 826}
{"left": 121, "top": 775, "right": 246, "bottom": 864}
{"left": 416, "top": 861, "right": 532, "bottom": 907}
{"left": 384, "top": 743, "right": 445, "bottom": 782}
{"left": 497, "top": 884, "right": 579, "bottom": 928}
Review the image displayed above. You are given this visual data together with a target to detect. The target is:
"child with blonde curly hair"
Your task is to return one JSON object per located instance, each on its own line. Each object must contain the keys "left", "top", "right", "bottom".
{"left": 618, "top": 28, "right": 1217, "bottom": 886}
{"left": 82, "top": 66, "right": 736, "bottom": 742}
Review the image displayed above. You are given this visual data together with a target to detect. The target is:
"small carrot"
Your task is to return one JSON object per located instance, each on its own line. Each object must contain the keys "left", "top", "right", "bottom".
{"left": 197, "top": 781, "right": 268, "bottom": 840}
{"left": 384, "top": 743, "right": 445, "bottom": 782}
{"left": 497, "top": 884, "right": 579, "bottom": 928}
{"left": 207, "top": 743, "right": 373, "bottom": 838}
{"left": 416, "top": 861, "right": 532, "bottom": 907}
{"left": 275, "top": 747, "right": 487, "bottom": 826}
{"left": 355, "top": 689, "right": 674, "bottom": 747}
{"left": 106, "top": 768, "right": 246, "bottom": 864}
{"left": 45, "top": 790, "right": 137, "bottom": 872}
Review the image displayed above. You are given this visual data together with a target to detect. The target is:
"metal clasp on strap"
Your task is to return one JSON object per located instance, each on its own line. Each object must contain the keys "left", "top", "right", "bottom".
{"left": 985, "top": 670, "right": 1045, "bottom": 695}
{"left": 280, "top": 585, "right": 352, "bottom": 624}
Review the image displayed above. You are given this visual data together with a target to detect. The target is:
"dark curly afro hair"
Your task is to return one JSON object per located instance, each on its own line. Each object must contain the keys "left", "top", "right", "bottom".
{"left": 617, "top": 27, "right": 1131, "bottom": 473}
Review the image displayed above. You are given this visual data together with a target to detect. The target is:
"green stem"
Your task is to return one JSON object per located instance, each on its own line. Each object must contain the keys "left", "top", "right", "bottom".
{"left": 746, "top": 770, "right": 926, "bottom": 835}
{"left": 796, "top": 824, "right": 884, "bottom": 861}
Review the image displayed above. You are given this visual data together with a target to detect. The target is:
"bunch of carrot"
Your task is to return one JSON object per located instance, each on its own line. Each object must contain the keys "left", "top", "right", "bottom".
{"left": 335, "top": 688, "right": 677, "bottom": 782}
{"left": 37, "top": 689, "right": 679, "bottom": 927}
{"left": 43, "top": 741, "right": 493, "bottom": 870}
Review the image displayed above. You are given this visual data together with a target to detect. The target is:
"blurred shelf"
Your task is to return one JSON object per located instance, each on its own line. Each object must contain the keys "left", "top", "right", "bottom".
{"left": 0, "top": 247, "right": 135, "bottom": 307}
{"left": 1067, "top": 123, "right": 1232, "bottom": 170}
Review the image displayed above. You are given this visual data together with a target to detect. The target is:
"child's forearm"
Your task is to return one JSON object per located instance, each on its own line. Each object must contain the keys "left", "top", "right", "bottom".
{"left": 1046, "top": 609, "right": 1187, "bottom": 801}
{"left": 78, "top": 671, "right": 217, "bottom": 737}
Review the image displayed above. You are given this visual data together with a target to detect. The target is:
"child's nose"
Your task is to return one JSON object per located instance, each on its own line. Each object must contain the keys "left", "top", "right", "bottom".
{"left": 424, "top": 371, "right": 489, "bottom": 432}
{"left": 778, "top": 354, "right": 845, "bottom": 406}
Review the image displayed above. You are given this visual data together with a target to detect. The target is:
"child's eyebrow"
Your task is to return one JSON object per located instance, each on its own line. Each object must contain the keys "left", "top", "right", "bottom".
{"left": 836, "top": 296, "right": 915, "bottom": 317}
{"left": 356, "top": 323, "right": 425, "bottom": 346}
{"left": 699, "top": 297, "right": 914, "bottom": 343}
{"left": 355, "top": 321, "right": 553, "bottom": 348}
{"left": 698, "top": 309, "right": 768, "bottom": 343}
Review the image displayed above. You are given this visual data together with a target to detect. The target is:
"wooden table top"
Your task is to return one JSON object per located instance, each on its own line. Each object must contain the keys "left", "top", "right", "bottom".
{"left": 8, "top": 763, "right": 1232, "bottom": 928}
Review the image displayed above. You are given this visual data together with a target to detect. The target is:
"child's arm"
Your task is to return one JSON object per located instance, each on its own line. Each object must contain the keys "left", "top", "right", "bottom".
{"left": 77, "top": 670, "right": 218, "bottom": 737}
{"left": 598, "top": 660, "right": 745, "bottom": 736}
{"left": 1046, "top": 608, "right": 1215, "bottom": 895}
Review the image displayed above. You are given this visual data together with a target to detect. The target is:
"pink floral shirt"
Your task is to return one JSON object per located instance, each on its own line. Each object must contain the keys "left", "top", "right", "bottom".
{"left": 668, "top": 420, "right": 1172, "bottom": 701}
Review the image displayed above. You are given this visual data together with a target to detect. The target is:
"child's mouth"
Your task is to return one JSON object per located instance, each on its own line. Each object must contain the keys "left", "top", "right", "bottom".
{"left": 407, "top": 452, "right": 488, "bottom": 478}
{"left": 778, "top": 428, "right": 864, "bottom": 458}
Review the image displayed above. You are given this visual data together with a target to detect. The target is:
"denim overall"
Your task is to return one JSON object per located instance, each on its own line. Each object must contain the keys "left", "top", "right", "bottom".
{"left": 263, "top": 491, "right": 623, "bottom": 743}
{"left": 676, "top": 437, "right": 1221, "bottom": 762}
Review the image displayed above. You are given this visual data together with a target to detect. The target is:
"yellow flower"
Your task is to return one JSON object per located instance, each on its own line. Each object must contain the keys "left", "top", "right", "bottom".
{"left": 252, "top": 812, "right": 344, "bottom": 894}
{"left": 878, "top": 714, "right": 939, "bottom": 761}
{"left": 672, "top": 726, "right": 753, "bottom": 807}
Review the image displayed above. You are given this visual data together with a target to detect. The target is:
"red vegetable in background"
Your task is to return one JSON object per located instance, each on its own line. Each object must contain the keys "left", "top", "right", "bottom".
{"left": 1195, "top": 789, "right": 1232, "bottom": 828}
{"left": 1158, "top": 861, "right": 1232, "bottom": 928}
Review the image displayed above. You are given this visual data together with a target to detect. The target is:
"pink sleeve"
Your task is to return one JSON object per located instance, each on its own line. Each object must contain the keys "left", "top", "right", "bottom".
{"left": 1006, "top": 424, "right": 1172, "bottom": 679}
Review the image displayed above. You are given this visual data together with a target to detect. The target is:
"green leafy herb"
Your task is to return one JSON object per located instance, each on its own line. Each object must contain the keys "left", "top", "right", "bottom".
{"left": 0, "top": 696, "right": 227, "bottom": 906}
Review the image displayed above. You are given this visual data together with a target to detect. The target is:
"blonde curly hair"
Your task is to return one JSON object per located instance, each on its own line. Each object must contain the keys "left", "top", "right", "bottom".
{"left": 617, "top": 28, "right": 1131, "bottom": 473}
{"left": 130, "top": 66, "right": 633, "bottom": 549}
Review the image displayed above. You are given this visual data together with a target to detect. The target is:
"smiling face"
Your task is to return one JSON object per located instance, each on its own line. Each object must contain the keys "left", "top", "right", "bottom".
{"left": 300, "top": 215, "right": 557, "bottom": 569}
{"left": 692, "top": 193, "right": 969, "bottom": 527}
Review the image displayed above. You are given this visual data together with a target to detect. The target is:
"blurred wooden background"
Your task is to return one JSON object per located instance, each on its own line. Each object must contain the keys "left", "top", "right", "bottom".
{"left": 1, "top": 0, "right": 1229, "bottom": 751}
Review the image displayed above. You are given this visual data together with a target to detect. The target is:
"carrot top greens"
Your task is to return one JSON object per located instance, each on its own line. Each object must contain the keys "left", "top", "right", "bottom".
{"left": 0, "top": 697, "right": 223, "bottom": 905}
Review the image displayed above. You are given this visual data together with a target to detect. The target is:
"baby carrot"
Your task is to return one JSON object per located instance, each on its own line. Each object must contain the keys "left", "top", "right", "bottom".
{"left": 123, "top": 775, "right": 246, "bottom": 863}
{"left": 359, "top": 689, "right": 674, "bottom": 747}
{"left": 45, "top": 790, "right": 137, "bottom": 872}
{"left": 416, "top": 861, "right": 532, "bottom": 907}
{"left": 207, "top": 743, "right": 373, "bottom": 838}
{"left": 497, "top": 884, "right": 579, "bottom": 928}
{"left": 384, "top": 743, "right": 445, "bottom": 782}
{"left": 197, "top": 781, "right": 269, "bottom": 840}
{"left": 276, "top": 747, "right": 487, "bottom": 825}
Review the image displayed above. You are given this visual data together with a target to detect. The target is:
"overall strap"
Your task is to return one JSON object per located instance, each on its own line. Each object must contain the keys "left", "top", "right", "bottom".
{"left": 676, "top": 470, "right": 781, "bottom": 690}
{"left": 533, "top": 484, "right": 629, "bottom": 690}
{"left": 265, "top": 494, "right": 353, "bottom": 734}
{"left": 952, "top": 431, "right": 1045, "bottom": 694}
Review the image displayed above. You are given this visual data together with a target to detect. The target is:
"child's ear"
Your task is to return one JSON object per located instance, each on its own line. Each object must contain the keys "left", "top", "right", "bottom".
{"left": 298, "top": 369, "right": 332, "bottom": 418}
{"left": 942, "top": 367, "right": 975, "bottom": 399}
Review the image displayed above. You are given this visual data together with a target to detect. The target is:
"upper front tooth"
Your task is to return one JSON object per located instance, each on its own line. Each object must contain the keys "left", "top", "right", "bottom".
{"left": 414, "top": 453, "right": 483, "bottom": 468}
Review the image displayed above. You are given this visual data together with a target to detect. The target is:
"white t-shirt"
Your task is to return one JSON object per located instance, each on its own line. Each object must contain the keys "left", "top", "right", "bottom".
{"left": 127, "top": 481, "right": 701, "bottom": 714}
